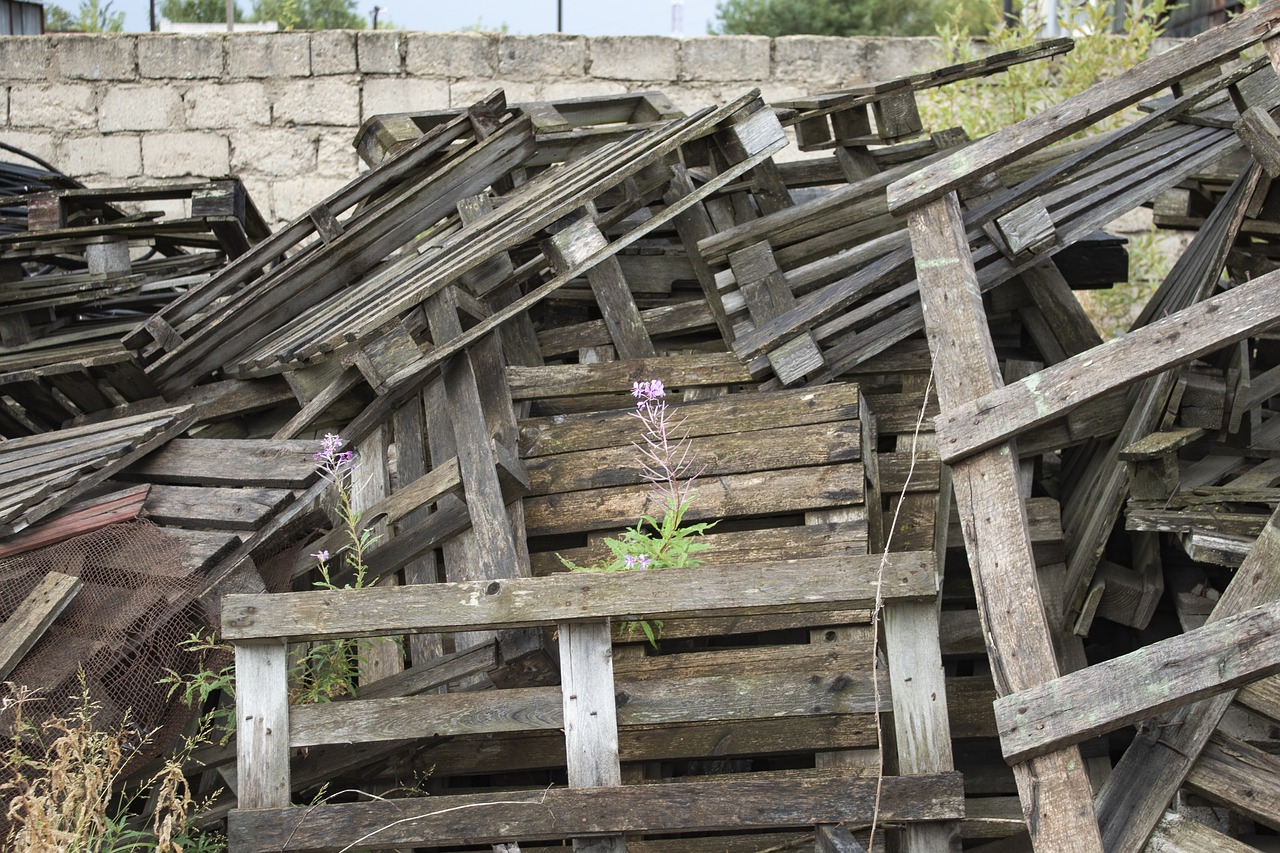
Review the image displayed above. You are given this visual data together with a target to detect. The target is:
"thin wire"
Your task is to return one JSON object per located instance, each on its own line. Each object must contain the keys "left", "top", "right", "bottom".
{"left": 868, "top": 367, "right": 935, "bottom": 850}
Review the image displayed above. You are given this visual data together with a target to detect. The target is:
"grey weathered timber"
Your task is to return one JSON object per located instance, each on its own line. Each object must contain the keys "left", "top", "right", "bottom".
{"left": 885, "top": 0, "right": 1280, "bottom": 213}
{"left": 1142, "top": 811, "right": 1262, "bottom": 853}
{"left": 908, "top": 191, "right": 1102, "bottom": 853}
{"left": 0, "top": 571, "right": 82, "bottom": 680}
{"left": 227, "top": 772, "right": 966, "bottom": 853}
{"left": 560, "top": 620, "right": 625, "bottom": 853}
{"left": 934, "top": 266, "right": 1280, "bottom": 464}
{"left": 993, "top": 597, "right": 1280, "bottom": 762}
{"left": 1182, "top": 731, "right": 1280, "bottom": 828}
{"left": 235, "top": 639, "right": 290, "bottom": 810}
{"left": 287, "top": 667, "right": 888, "bottom": 747}
{"left": 1233, "top": 105, "right": 1280, "bottom": 177}
{"left": 1092, "top": 501, "right": 1280, "bottom": 853}
{"left": 221, "top": 557, "right": 935, "bottom": 642}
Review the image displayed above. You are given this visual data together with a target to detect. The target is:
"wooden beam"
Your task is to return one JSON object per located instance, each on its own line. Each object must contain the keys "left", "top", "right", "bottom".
{"left": 934, "top": 267, "right": 1280, "bottom": 464}
{"left": 221, "top": 556, "right": 936, "bottom": 642}
{"left": 908, "top": 191, "right": 1102, "bottom": 853}
{"left": 994, "top": 597, "right": 1280, "bottom": 763}
{"left": 227, "top": 772, "right": 965, "bottom": 853}
{"left": 0, "top": 572, "right": 83, "bottom": 680}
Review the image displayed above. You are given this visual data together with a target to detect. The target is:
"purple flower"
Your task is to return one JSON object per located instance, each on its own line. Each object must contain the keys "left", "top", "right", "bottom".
{"left": 314, "top": 433, "right": 355, "bottom": 471}
{"left": 312, "top": 549, "right": 330, "bottom": 563}
{"left": 624, "top": 554, "right": 653, "bottom": 570}
{"left": 631, "top": 379, "right": 666, "bottom": 409}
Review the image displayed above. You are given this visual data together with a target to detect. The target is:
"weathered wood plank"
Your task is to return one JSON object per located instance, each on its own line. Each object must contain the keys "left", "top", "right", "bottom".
{"left": 124, "top": 438, "right": 319, "bottom": 488}
{"left": 1182, "top": 730, "right": 1280, "bottom": 828}
{"left": 908, "top": 191, "right": 1102, "bottom": 853}
{"left": 0, "top": 572, "right": 83, "bottom": 680}
{"left": 560, "top": 620, "right": 626, "bottom": 853}
{"left": 934, "top": 267, "right": 1280, "bottom": 464}
{"left": 227, "top": 772, "right": 966, "bottom": 853}
{"left": 288, "top": 668, "right": 888, "bottom": 747}
{"left": 142, "top": 484, "right": 293, "bottom": 530}
{"left": 235, "top": 639, "right": 290, "bottom": 810}
{"left": 0, "top": 483, "right": 148, "bottom": 559}
{"left": 523, "top": 464, "right": 864, "bottom": 536}
{"left": 993, "top": 597, "right": 1280, "bottom": 763}
{"left": 222, "top": 556, "right": 936, "bottom": 642}
{"left": 507, "top": 354, "right": 753, "bottom": 401}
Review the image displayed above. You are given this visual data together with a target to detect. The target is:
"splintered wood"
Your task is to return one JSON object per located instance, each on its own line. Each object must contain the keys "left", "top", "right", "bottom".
{"left": 7, "top": 7, "right": 1280, "bottom": 852}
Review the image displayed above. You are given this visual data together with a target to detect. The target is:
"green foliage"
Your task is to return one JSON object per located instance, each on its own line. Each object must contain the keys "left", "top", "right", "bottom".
{"left": 458, "top": 16, "right": 510, "bottom": 34}
{"left": 710, "top": 0, "right": 996, "bottom": 37}
{"left": 1078, "top": 230, "right": 1171, "bottom": 338}
{"left": 561, "top": 380, "right": 716, "bottom": 648}
{"left": 920, "top": 0, "right": 1174, "bottom": 137}
{"left": 162, "top": 434, "right": 385, "bottom": 747}
{"left": 250, "top": 0, "right": 365, "bottom": 29}
{"left": 160, "top": 0, "right": 246, "bottom": 23}
{"left": 45, "top": 0, "right": 125, "bottom": 32}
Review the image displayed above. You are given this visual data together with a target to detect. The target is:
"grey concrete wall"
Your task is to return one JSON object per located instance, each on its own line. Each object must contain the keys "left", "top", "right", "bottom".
{"left": 0, "top": 31, "right": 943, "bottom": 225}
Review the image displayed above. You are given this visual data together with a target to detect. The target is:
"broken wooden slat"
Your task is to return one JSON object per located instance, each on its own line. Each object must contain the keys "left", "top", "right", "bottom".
{"left": 0, "top": 483, "right": 148, "bottom": 559}
{"left": 0, "top": 572, "right": 83, "bottom": 680}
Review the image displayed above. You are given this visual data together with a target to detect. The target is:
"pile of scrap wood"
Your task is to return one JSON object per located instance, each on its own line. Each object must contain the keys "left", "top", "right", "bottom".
{"left": 5, "top": 5, "right": 1280, "bottom": 852}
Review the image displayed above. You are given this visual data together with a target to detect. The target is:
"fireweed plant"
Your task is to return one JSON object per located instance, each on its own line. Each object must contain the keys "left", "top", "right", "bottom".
{"left": 162, "top": 433, "right": 383, "bottom": 743}
{"left": 559, "top": 380, "right": 715, "bottom": 647}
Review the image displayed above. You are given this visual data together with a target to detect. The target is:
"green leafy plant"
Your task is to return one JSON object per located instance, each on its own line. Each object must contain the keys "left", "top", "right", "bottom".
{"left": 560, "top": 380, "right": 716, "bottom": 647}
{"left": 2, "top": 676, "right": 225, "bottom": 852}
{"left": 921, "top": 0, "right": 1175, "bottom": 137}
{"left": 162, "top": 433, "right": 386, "bottom": 741}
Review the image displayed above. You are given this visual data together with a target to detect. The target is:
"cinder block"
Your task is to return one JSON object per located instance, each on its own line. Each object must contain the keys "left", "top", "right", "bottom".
{"left": 316, "top": 129, "right": 360, "bottom": 177}
{"left": 8, "top": 84, "right": 97, "bottom": 130}
{"left": 449, "top": 79, "right": 538, "bottom": 110}
{"left": 99, "top": 85, "right": 183, "bottom": 132}
{"left": 61, "top": 134, "right": 142, "bottom": 178}
{"left": 139, "top": 34, "right": 224, "bottom": 78}
{"left": 274, "top": 78, "right": 360, "bottom": 126}
{"left": 774, "top": 36, "right": 869, "bottom": 88}
{"left": 271, "top": 174, "right": 349, "bottom": 224}
{"left": 142, "top": 132, "right": 231, "bottom": 177}
{"left": 588, "top": 36, "right": 678, "bottom": 81}
{"left": 184, "top": 81, "right": 271, "bottom": 129}
{"left": 682, "top": 36, "right": 770, "bottom": 82}
{"left": 407, "top": 32, "right": 496, "bottom": 79}
{"left": 0, "top": 37, "right": 50, "bottom": 81}
{"left": 362, "top": 77, "right": 450, "bottom": 121}
{"left": 231, "top": 127, "right": 318, "bottom": 177}
{"left": 540, "top": 79, "right": 629, "bottom": 102}
{"left": 312, "top": 30, "right": 357, "bottom": 75}
{"left": 0, "top": 130, "right": 57, "bottom": 166}
{"left": 357, "top": 31, "right": 404, "bottom": 74}
{"left": 51, "top": 34, "right": 136, "bottom": 80}
{"left": 863, "top": 37, "right": 941, "bottom": 84}
{"left": 498, "top": 35, "right": 585, "bottom": 80}
{"left": 228, "top": 32, "right": 310, "bottom": 78}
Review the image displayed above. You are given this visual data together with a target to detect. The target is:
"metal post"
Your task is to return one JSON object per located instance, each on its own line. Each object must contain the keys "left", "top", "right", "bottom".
{"left": 557, "top": 0, "right": 563, "bottom": 32}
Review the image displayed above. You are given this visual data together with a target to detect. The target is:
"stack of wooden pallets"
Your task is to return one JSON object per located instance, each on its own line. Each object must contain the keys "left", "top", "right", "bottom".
{"left": 6, "top": 8, "right": 1280, "bottom": 852}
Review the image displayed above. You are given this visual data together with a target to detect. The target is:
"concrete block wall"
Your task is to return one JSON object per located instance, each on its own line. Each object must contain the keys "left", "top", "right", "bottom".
{"left": 0, "top": 31, "right": 943, "bottom": 226}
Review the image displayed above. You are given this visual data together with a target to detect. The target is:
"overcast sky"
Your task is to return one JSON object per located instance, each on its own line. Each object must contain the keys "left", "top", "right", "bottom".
{"left": 105, "top": 0, "right": 723, "bottom": 37}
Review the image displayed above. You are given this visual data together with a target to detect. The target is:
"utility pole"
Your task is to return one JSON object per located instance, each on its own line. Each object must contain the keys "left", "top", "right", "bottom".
{"left": 149, "top": 0, "right": 156, "bottom": 31}
{"left": 557, "top": 0, "right": 562, "bottom": 32}
{"left": 227, "top": 0, "right": 235, "bottom": 31}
